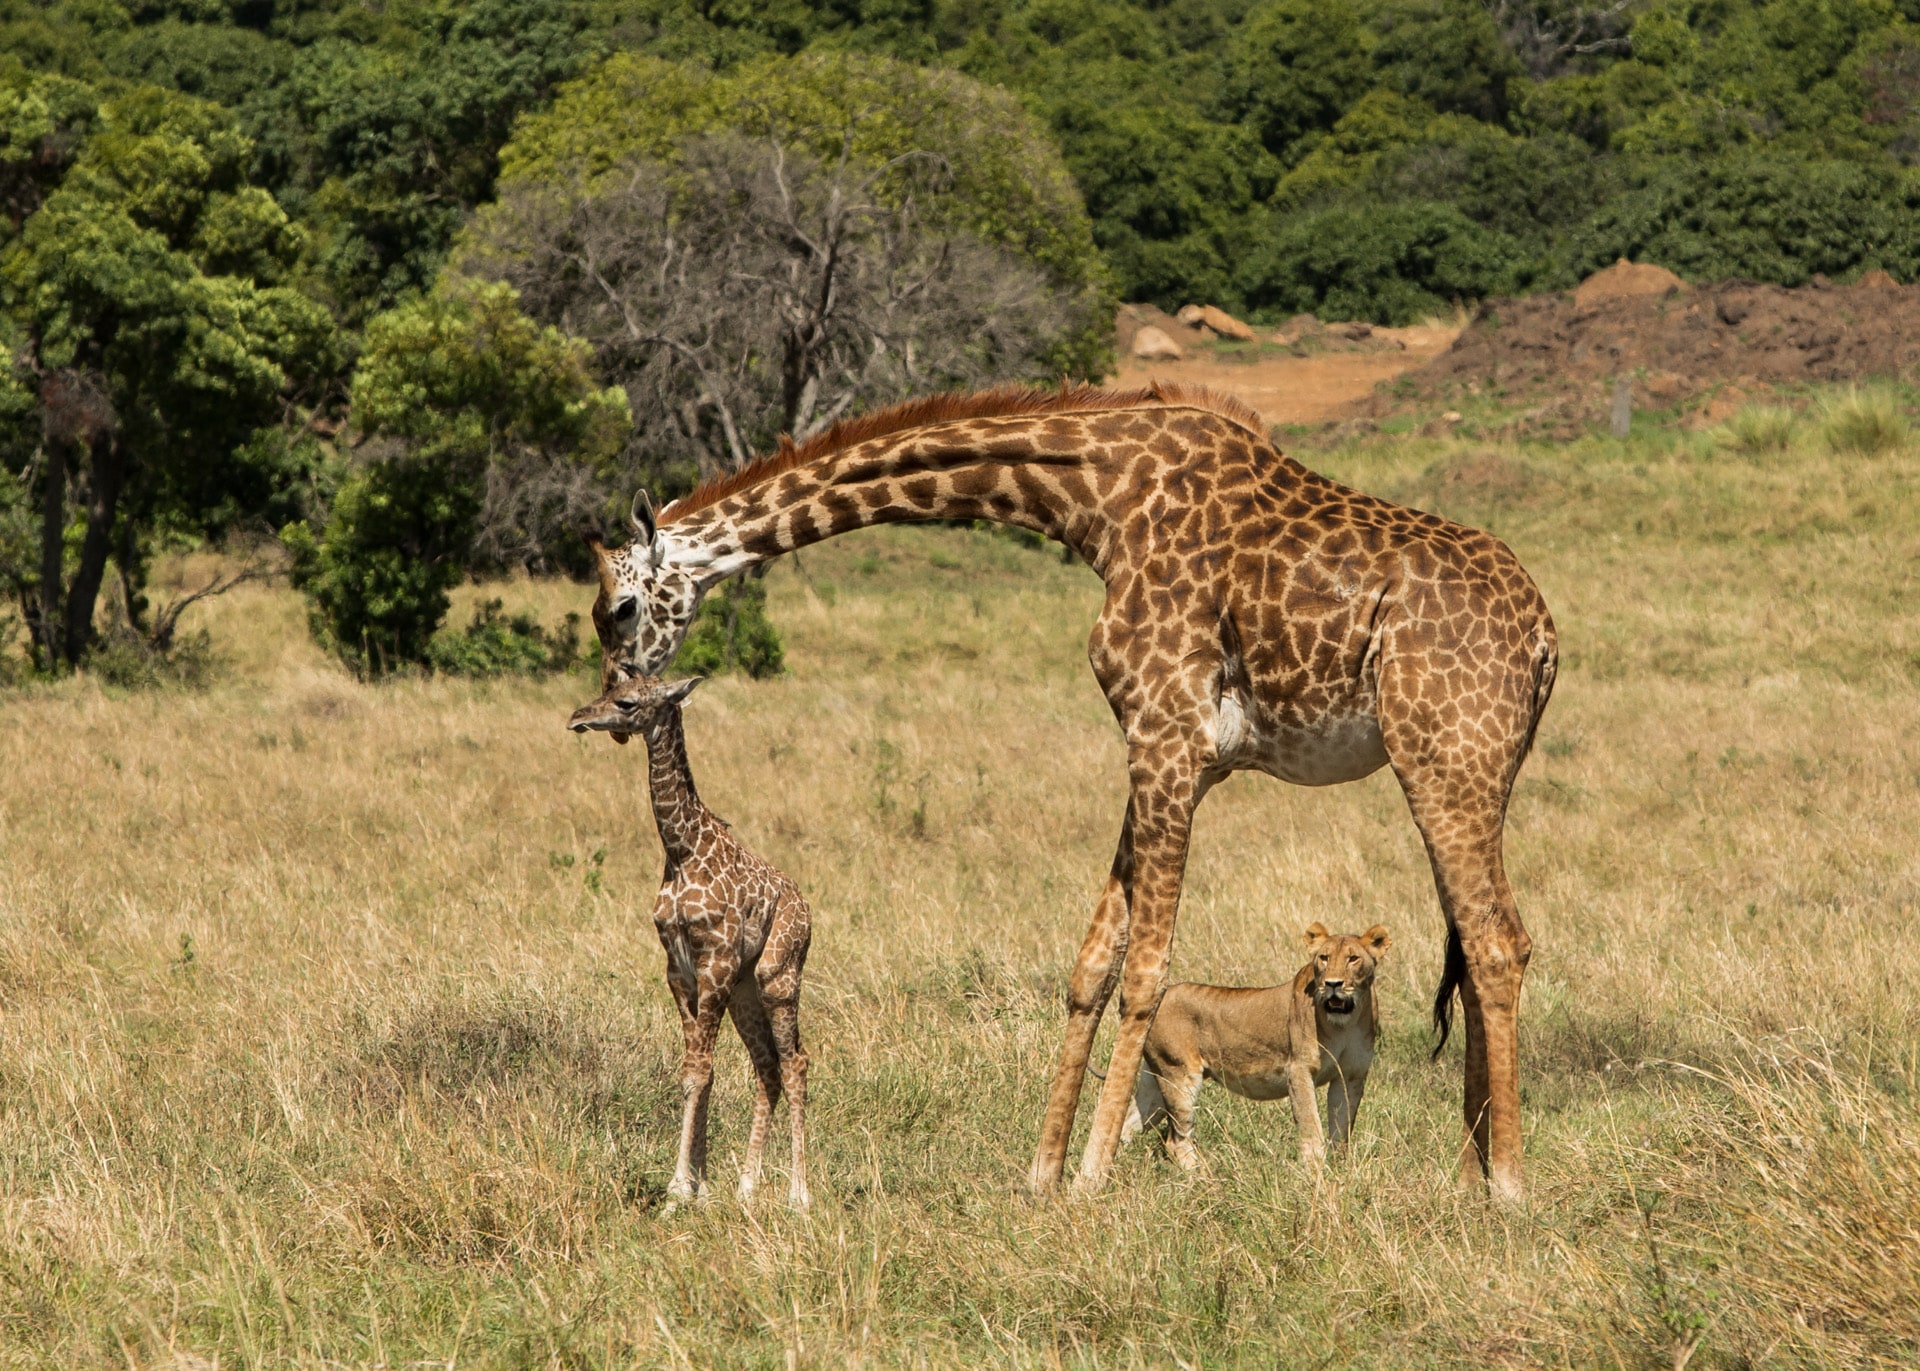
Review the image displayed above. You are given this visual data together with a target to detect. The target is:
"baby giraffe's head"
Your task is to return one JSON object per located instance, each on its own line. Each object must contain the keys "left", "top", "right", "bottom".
{"left": 567, "top": 673, "right": 702, "bottom": 739}
{"left": 1303, "top": 923, "right": 1392, "bottom": 1016}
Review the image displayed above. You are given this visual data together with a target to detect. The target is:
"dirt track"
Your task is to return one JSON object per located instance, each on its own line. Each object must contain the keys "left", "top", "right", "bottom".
{"left": 1118, "top": 263, "right": 1920, "bottom": 436}
{"left": 1112, "top": 304, "right": 1458, "bottom": 428}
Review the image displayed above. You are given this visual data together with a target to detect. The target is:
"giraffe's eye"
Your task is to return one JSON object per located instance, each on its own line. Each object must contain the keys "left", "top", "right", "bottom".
{"left": 612, "top": 597, "right": 638, "bottom": 622}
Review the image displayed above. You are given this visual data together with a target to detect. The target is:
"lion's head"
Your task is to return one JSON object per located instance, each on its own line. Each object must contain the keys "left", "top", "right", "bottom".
{"left": 1303, "top": 923, "right": 1391, "bottom": 1016}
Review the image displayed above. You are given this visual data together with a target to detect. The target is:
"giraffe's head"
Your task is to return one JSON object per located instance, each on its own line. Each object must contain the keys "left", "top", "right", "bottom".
{"left": 568, "top": 672, "right": 703, "bottom": 737}
{"left": 588, "top": 491, "right": 705, "bottom": 690}
{"left": 1303, "top": 923, "right": 1391, "bottom": 1016}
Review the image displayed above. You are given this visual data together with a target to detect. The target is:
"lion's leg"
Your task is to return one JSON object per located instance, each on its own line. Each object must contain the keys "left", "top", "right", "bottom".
{"left": 1328, "top": 1072, "right": 1365, "bottom": 1153}
{"left": 1288, "top": 1063, "right": 1326, "bottom": 1169}
{"left": 1159, "top": 1067, "right": 1205, "bottom": 1171}
{"left": 1122, "top": 1065, "right": 1164, "bottom": 1147}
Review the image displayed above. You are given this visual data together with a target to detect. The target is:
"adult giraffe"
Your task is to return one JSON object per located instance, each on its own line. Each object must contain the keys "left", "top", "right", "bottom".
{"left": 585, "top": 383, "right": 1556, "bottom": 1199}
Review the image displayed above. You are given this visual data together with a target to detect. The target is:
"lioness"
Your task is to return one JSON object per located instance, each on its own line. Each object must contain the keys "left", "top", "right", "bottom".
{"left": 1120, "top": 923, "right": 1392, "bottom": 1169}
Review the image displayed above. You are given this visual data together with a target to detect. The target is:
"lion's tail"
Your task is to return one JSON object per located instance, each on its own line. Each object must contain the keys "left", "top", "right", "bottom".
{"left": 1431, "top": 923, "right": 1466, "bottom": 1060}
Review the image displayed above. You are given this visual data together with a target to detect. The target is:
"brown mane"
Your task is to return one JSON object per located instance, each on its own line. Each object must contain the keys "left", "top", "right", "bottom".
{"left": 657, "top": 382, "right": 1268, "bottom": 524}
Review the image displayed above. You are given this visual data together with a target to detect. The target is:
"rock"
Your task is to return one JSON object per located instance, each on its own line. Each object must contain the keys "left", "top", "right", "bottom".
{"left": 1175, "top": 304, "right": 1207, "bottom": 326}
{"left": 1131, "top": 325, "right": 1183, "bottom": 361}
{"left": 1441, "top": 411, "right": 1463, "bottom": 424}
{"left": 1573, "top": 258, "right": 1687, "bottom": 310}
{"left": 1857, "top": 268, "right": 1901, "bottom": 290}
{"left": 1198, "top": 305, "right": 1255, "bottom": 341}
{"left": 1342, "top": 321, "right": 1373, "bottom": 340}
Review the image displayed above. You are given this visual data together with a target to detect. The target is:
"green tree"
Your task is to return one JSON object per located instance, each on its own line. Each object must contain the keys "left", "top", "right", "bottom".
{"left": 1, "top": 83, "right": 336, "bottom": 670}
{"left": 1223, "top": 0, "right": 1373, "bottom": 159}
{"left": 285, "top": 280, "right": 628, "bottom": 675}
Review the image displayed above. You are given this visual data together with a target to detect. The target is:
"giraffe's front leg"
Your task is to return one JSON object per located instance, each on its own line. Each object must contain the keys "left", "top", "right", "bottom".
{"left": 1030, "top": 803, "right": 1134, "bottom": 1191}
{"left": 1073, "top": 749, "right": 1199, "bottom": 1192}
{"left": 662, "top": 927, "right": 731, "bottom": 1206}
{"left": 727, "top": 976, "right": 781, "bottom": 1203}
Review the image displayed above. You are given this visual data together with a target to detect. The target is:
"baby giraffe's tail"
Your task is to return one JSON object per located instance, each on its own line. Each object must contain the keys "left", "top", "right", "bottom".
{"left": 1431, "top": 924, "right": 1466, "bottom": 1060}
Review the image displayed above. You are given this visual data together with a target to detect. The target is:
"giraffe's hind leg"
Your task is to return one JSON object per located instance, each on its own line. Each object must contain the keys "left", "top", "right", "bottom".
{"left": 757, "top": 894, "right": 813, "bottom": 1209}
{"left": 1380, "top": 623, "right": 1549, "bottom": 1202}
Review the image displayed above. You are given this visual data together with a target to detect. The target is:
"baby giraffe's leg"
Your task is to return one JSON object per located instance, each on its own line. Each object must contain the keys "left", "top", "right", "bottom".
{"left": 728, "top": 977, "right": 782, "bottom": 1203}
{"left": 668, "top": 972, "right": 731, "bottom": 1205}
{"left": 757, "top": 901, "right": 812, "bottom": 1209}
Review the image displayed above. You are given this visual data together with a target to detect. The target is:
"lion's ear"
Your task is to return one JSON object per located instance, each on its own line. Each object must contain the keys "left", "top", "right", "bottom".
{"left": 1362, "top": 924, "right": 1392, "bottom": 958}
{"left": 1303, "top": 922, "right": 1330, "bottom": 948}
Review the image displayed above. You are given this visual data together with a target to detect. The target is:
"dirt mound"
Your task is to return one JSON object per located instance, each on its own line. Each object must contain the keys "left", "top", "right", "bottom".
{"left": 1397, "top": 272, "right": 1920, "bottom": 431}
{"left": 1573, "top": 259, "right": 1687, "bottom": 309}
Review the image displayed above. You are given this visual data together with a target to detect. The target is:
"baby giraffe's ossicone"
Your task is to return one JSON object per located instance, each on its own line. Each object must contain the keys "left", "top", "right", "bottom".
{"left": 571, "top": 672, "right": 813, "bottom": 1208}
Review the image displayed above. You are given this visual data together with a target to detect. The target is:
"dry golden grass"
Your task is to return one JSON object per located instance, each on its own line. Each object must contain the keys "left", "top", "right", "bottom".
{"left": 1, "top": 419, "right": 1917, "bottom": 1367}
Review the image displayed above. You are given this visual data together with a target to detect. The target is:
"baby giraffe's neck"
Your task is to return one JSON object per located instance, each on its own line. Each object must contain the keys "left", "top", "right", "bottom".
{"left": 642, "top": 704, "right": 709, "bottom": 865}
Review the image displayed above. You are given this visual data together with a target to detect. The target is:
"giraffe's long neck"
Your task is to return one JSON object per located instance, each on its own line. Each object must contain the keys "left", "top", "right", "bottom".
{"left": 662, "top": 411, "right": 1148, "bottom": 580}
{"left": 641, "top": 705, "right": 709, "bottom": 866}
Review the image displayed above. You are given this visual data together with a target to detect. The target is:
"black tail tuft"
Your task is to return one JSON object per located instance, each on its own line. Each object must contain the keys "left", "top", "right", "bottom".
{"left": 1432, "top": 924, "right": 1465, "bottom": 1061}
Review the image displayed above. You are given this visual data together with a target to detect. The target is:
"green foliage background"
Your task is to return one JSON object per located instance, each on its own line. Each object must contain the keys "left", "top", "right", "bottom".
{"left": 10, "top": 0, "right": 1920, "bottom": 675}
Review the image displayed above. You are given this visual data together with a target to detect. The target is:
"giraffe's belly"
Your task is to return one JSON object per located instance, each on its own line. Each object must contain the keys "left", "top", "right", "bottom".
{"left": 1212, "top": 692, "right": 1388, "bottom": 787}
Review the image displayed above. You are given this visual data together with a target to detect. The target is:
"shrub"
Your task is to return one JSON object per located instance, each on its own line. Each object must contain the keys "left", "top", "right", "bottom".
{"left": 1822, "top": 386, "right": 1910, "bottom": 455}
{"left": 426, "top": 599, "right": 584, "bottom": 678}
{"left": 84, "top": 626, "right": 219, "bottom": 690}
{"left": 282, "top": 453, "right": 480, "bottom": 678}
{"left": 670, "top": 577, "right": 783, "bottom": 680}
{"left": 1715, "top": 405, "right": 1798, "bottom": 457}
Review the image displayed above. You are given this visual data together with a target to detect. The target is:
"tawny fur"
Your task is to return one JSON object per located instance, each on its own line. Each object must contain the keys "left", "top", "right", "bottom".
{"left": 1119, "top": 924, "right": 1391, "bottom": 1170}
{"left": 569, "top": 675, "right": 813, "bottom": 1208}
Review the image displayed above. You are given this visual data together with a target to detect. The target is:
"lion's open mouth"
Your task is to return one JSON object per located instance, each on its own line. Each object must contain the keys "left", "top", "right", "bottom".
{"left": 1324, "top": 993, "right": 1355, "bottom": 1014}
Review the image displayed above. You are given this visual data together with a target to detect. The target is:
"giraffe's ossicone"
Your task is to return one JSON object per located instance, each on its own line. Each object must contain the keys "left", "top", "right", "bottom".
{"left": 582, "top": 382, "right": 1555, "bottom": 1200}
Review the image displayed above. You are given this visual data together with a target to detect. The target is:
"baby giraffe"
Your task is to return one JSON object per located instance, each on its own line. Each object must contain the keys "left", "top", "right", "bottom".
{"left": 569, "top": 673, "right": 812, "bottom": 1208}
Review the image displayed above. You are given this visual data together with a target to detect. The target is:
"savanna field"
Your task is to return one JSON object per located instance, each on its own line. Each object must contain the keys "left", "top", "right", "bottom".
{"left": 3, "top": 412, "right": 1920, "bottom": 1368}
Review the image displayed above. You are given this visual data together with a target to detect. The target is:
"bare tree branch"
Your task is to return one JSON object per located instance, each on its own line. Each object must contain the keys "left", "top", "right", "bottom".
{"left": 458, "top": 127, "right": 1082, "bottom": 519}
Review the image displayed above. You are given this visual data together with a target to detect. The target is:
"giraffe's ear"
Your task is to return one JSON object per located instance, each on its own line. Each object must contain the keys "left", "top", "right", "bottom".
{"left": 630, "top": 488, "right": 659, "bottom": 554}
{"left": 664, "top": 675, "right": 705, "bottom": 705}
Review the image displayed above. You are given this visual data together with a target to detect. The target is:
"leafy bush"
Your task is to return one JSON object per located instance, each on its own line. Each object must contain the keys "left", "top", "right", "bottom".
{"left": 1241, "top": 200, "right": 1528, "bottom": 323}
{"left": 1822, "top": 386, "right": 1910, "bottom": 455}
{"left": 282, "top": 454, "right": 481, "bottom": 678}
{"left": 426, "top": 599, "right": 584, "bottom": 677}
{"left": 1570, "top": 154, "right": 1920, "bottom": 286}
{"left": 84, "top": 626, "right": 220, "bottom": 690}
{"left": 1715, "top": 405, "right": 1798, "bottom": 457}
{"left": 670, "top": 577, "right": 783, "bottom": 680}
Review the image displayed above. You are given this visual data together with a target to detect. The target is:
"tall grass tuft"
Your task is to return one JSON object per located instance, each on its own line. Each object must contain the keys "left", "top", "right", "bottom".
{"left": 1714, "top": 404, "right": 1797, "bottom": 457}
{"left": 1677, "top": 1043, "right": 1920, "bottom": 1364}
{"left": 1822, "top": 385, "right": 1910, "bottom": 455}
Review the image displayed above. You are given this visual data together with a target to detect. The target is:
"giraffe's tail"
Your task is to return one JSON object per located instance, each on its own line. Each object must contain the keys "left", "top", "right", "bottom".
{"left": 1431, "top": 923, "right": 1467, "bottom": 1060}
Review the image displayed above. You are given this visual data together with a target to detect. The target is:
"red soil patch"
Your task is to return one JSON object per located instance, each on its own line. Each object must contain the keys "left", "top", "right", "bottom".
{"left": 1389, "top": 271, "right": 1920, "bottom": 435}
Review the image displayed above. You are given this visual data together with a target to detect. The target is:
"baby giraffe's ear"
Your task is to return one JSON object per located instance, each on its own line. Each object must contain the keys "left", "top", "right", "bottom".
{"left": 1303, "top": 921, "right": 1330, "bottom": 948}
{"left": 1362, "top": 924, "right": 1392, "bottom": 958}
